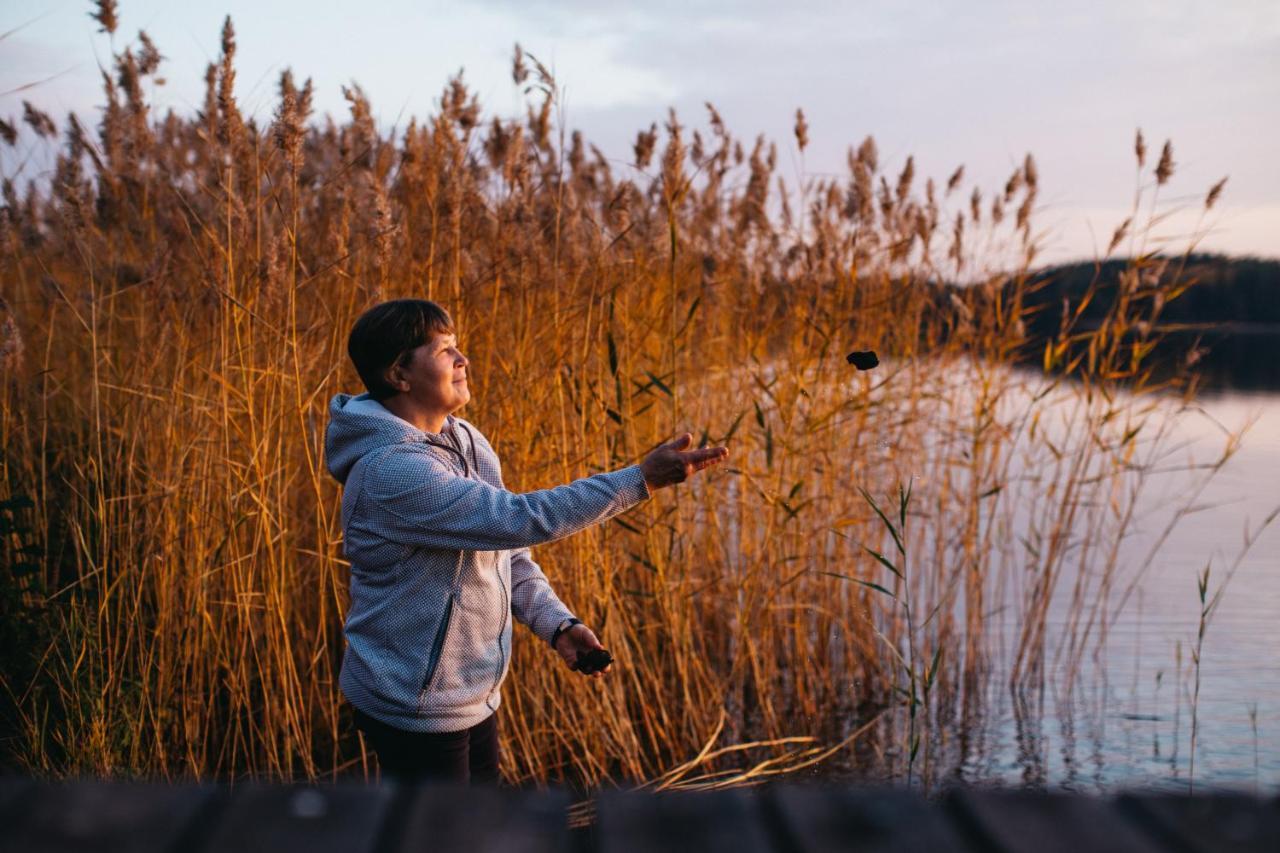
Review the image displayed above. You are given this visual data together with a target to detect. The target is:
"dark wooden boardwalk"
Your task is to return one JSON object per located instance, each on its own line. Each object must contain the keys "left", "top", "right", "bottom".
{"left": 1, "top": 774, "right": 1277, "bottom": 852}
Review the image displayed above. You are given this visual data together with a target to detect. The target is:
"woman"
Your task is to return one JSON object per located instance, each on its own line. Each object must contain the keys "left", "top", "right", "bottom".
{"left": 324, "top": 299, "right": 728, "bottom": 784}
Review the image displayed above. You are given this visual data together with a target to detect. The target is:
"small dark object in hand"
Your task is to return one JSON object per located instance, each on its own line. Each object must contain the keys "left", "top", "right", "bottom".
{"left": 573, "top": 648, "right": 614, "bottom": 674}
{"left": 846, "top": 350, "right": 879, "bottom": 370}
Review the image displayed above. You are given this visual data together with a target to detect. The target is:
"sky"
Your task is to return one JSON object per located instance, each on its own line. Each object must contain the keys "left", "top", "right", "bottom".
{"left": 2, "top": 0, "right": 1277, "bottom": 265}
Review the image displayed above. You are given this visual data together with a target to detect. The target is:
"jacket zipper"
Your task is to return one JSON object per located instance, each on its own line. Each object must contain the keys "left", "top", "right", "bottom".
{"left": 422, "top": 423, "right": 508, "bottom": 697}
{"left": 460, "top": 424, "right": 509, "bottom": 696}
{"left": 492, "top": 559, "right": 509, "bottom": 695}
{"left": 419, "top": 425, "right": 467, "bottom": 694}
{"left": 422, "top": 594, "right": 455, "bottom": 691}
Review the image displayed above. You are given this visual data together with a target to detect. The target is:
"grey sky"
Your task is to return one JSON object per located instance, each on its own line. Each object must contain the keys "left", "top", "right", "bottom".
{"left": 2, "top": 0, "right": 1276, "bottom": 263}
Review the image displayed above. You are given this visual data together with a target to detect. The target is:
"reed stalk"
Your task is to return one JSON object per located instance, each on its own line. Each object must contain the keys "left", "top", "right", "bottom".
{"left": 0, "top": 17, "right": 1241, "bottom": 788}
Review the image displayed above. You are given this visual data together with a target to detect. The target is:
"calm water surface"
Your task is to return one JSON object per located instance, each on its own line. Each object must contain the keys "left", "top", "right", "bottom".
{"left": 950, "top": 331, "right": 1280, "bottom": 792}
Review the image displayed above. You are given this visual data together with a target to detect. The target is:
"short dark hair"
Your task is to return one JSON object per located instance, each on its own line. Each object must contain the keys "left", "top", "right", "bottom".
{"left": 347, "top": 299, "right": 455, "bottom": 400}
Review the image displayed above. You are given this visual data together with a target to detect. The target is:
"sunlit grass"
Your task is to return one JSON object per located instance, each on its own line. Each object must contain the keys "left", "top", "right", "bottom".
{"left": 0, "top": 11, "right": 1245, "bottom": 789}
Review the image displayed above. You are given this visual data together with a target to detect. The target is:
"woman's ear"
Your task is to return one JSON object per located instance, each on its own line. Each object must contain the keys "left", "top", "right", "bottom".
{"left": 384, "top": 360, "right": 408, "bottom": 394}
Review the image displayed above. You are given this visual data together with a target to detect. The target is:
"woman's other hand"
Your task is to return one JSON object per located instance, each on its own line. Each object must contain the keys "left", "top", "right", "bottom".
{"left": 554, "top": 623, "right": 612, "bottom": 678}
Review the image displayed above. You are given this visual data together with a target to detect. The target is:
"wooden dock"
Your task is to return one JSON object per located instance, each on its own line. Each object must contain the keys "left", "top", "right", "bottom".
{"left": 1, "top": 774, "right": 1276, "bottom": 852}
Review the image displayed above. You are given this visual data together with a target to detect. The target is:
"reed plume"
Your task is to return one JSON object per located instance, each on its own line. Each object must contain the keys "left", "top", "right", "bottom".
{"left": 0, "top": 20, "right": 1234, "bottom": 793}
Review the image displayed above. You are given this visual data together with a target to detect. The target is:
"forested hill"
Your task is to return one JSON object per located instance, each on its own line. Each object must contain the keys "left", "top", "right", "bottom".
{"left": 1018, "top": 255, "right": 1280, "bottom": 335}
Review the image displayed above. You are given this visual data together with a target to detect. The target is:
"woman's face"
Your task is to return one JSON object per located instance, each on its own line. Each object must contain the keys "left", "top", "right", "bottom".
{"left": 391, "top": 331, "right": 470, "bottom": 416}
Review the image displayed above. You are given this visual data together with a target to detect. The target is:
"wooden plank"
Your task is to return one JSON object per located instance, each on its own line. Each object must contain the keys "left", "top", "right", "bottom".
{"left": 2, "top": 776, "right": 1277, "bottom": 853}
{"left": 770, "top": 785, "right": 971, "bottom": 852}
{"left": 0, "top": 780, "right": 216, "bottom": 853}
{"left": 1118, "top": 794, "right": 1280, "bottom": 853}
{"left": 948, "top": 789, "right": 1167, "bottom": 853}
{"left": 201, "top": 782, "right": 394, "bottom": 853}
{"left": 597, "top": 789, "right": 773, "bottom": 853}
{"left": 0, "top": 775, "right": 34, "bottom": 817}
{"left": 388, "top": 783, "right": 570, "bottom": 853}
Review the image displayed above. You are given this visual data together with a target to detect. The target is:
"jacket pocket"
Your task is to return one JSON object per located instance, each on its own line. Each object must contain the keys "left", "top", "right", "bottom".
{"left": 422, "top": 594, "right": 456, "bottom": 692}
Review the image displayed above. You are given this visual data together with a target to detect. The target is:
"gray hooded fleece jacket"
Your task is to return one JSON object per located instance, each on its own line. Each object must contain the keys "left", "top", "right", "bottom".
{"left": 324, "top": 393, "right": 650, "bottom": 733}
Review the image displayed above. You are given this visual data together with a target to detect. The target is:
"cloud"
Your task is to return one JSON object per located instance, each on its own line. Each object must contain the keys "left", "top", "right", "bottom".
{"left": 1, "top": 0, "right": 1275, "bottom": 258}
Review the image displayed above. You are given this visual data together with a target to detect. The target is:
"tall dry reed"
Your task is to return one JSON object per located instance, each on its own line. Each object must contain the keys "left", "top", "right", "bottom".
{"left": 0, "top": 14, "right": 1237, "bottom": 788}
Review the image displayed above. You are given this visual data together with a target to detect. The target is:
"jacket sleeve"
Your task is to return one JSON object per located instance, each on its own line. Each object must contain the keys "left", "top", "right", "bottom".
{"left": 362, "top": 446, "right": 651, "bottom": 552}
{"left": 508, "top": 547, "right": 576, "bottom": 645}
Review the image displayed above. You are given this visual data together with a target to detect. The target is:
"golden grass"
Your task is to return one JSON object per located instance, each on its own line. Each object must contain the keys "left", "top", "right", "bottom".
{"left": 0, "top": 16, "right": 1241, "bottom": 789}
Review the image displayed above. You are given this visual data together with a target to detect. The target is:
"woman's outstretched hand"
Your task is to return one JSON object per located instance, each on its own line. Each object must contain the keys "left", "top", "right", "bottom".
{"left": 639, "top": 433, "right": 729, "bottom": 490}
{"left": 554, "top": 623, "right": 611, "bottom": 679}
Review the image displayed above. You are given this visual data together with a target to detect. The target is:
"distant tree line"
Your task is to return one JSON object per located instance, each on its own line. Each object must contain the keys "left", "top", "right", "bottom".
{"left": 994, "top": 254, "right": 1280, "bottom": 390}
{"left": 1018, "top": 254, "right": 1280, "bottom": 336}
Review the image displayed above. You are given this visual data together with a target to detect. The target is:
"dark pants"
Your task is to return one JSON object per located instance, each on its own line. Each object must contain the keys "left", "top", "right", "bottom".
{"left": 353, "top": 707, "right": 501, "bottom": 785}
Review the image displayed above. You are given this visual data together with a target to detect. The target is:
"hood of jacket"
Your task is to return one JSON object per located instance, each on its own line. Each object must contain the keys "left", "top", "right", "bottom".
{"left": 325, "top": 392, "right": 465, "bottom": 485}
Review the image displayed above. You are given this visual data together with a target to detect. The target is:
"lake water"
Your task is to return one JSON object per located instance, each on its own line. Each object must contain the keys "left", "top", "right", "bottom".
{"left": 677, "top": 328, "right": 1276, "bottom": 793}
{"left": 881, "top": 329, "right": 1280, "bottom": 792}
